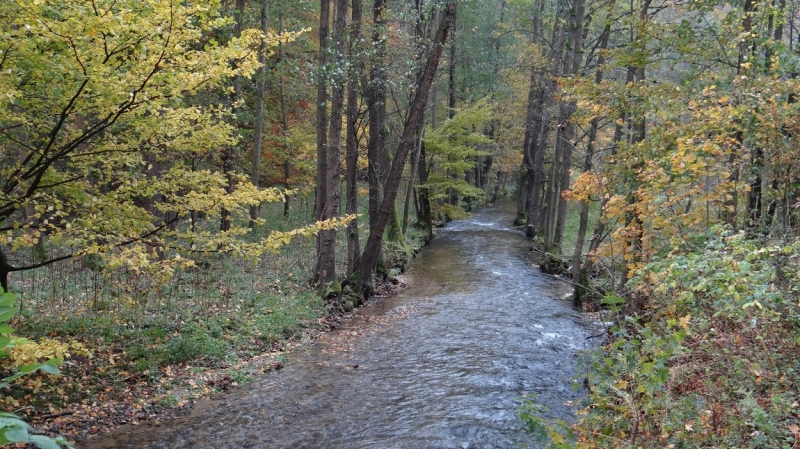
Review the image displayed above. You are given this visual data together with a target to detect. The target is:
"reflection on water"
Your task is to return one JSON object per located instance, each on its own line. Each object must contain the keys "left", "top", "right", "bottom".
{"left": 88, "top": 202, "right": 594, "bottom": 449}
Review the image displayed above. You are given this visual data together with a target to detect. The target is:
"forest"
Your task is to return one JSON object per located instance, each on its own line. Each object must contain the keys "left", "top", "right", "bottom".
{"left": 0, "top": 0, "right": 799, "bottom": 447}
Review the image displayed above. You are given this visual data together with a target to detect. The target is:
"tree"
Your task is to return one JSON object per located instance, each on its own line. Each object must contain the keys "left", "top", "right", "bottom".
{"left": 314, "top": 0, "right": 349, "bottom": 286}
{"left": 249, "top": 0, "right": 272, "bottom": 226}
{"left": 357, "top": 0, "right": 457, "bottom": 295}
{"left": 314, "top": 0, "right": 332, "bottom": 221}
{"left": 365, "top": 0, "right": 390, "bottom": 278}
{"left": 0, "top": 0, "right": 335, "bottom": 292}
{"left": 345, "top": 0, "right": 365, "bottom": 276}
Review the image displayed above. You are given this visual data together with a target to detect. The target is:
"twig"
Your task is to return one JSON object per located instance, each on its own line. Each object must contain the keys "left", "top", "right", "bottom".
{"left": 38, "top": 411, "right": 75, "bottom": 420}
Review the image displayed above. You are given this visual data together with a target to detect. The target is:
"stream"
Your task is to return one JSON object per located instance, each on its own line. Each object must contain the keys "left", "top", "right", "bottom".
{"left": 88, "top": 202, "right": 595, "bottom": 448}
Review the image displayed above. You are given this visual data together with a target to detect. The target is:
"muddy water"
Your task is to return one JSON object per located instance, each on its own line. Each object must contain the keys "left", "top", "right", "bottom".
{"left": 90, "top": 202, "right": 594, "bottom": 448}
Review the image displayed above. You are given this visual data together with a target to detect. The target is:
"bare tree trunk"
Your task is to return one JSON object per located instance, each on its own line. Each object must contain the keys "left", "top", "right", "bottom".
{"left": 446, "top": 4, "right": 459, "bottom": 208}
{"left": 414, "top": 1, "right": 439, "bottom": 240}
{"left": 519, "top": 1, "right": 541, "bottom": 233}
{"left": 403, "top": 128, "right": 424, "bottom": 236}
{"left": 525, "top": 0, "right": 553, "bottom": 238}
{"left": 417, "top": 147, "right": 433, "bottom": 241}
{"left": 358, "top": 1, "right": 456, "bottom": 295}
{"left": 278, "top": 14, "right": 291, "bottom": 217}
{"left": 365, "top": 0, "right": 389, "bottom": 276}
{"left": 249, "top": 0, "right": 271, "bottom": 227}
{"left": 315, "top": 0, "right": 344, "bottom": 286}
{"left": 315, "top": 0, "right": 332, "bottom": 221}
{"left": 573, "top": 3, "right": 611, "bottom": 285}
{"left": 345, "top": 0, "right": 363, "bottom": 276}
{"left": 552, "top": 0, "right": 585, "bottom": 252}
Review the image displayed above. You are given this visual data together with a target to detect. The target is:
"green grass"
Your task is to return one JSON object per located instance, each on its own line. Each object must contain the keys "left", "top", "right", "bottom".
{"left": 559, "top": 199, "right": 601, "bottom": 258}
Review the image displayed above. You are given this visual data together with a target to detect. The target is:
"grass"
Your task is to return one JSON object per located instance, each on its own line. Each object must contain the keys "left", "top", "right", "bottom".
{"left": 559, "top": 199, "right": 601, "bottom": 258}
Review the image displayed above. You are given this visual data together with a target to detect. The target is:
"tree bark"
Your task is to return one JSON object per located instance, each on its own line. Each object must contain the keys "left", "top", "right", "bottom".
{"left": 358, "top": 1, "right": 456, "bottom": 295}
{"left": 345, "top": 0, "right": 363, "bottom": 276}
{"left": 525, "top": 0, "right": 551, "bottom": 238}
{"left": 366, "top": 0, "right": 388, "bottom": 241}
{"left": 543, "top": 5, "right": 570, "bottom": 249}
{"left": 552, "top": 0, "right": 586, "bottom": 252}
{"left": 619, "top": 0, "right": 651, "bottom": 293}
{"left": 249, "top": 0, "right": 271, "bottom": 226}
{"left": 315, "top": 0, "right": 332, "bottom": 221}
{"left": 315, "top": 0, "right": 348, "bottom": 286}
{"left": 0, "top": 248, "right": 10, "bottom": 292}
{"left": 573, "top": 5, "right": 611, "bottom": 284}
{"left": 278, "top": 14, "right": 291, "bottom": 216}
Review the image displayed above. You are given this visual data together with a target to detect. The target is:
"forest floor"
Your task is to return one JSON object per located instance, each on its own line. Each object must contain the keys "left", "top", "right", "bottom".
{"left": 11, "top": 277, "right": 409, "bottom": 444}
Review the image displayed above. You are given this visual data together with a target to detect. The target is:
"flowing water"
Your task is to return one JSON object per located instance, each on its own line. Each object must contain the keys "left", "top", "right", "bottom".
{"left": 89, "top": 202, "right": 595, "bottom": 448}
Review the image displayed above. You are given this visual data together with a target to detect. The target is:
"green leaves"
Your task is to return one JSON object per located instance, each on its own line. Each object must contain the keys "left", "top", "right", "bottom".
{"left": 0, "top": 289, "right": 70, "bottom": 447}
{"left": 0, "top": 413, "right": 74, "bottom": 448}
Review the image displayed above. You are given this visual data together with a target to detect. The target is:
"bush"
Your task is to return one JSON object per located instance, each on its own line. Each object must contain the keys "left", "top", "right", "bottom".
{"left": 0, "top": 288, "right": 74, "bottom": 448}
{"left": 523, "top": 229, "right": 800, "bottom": 448}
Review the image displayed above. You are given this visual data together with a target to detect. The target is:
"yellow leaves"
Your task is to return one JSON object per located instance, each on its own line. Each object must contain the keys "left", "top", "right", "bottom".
{"left": 4, "top": 337, "right": 90, "bottom": 369}
{"left": 567, "top": 172, "right": 607, "bottom": 203}
{"left": 678, "top": 314, "right": 691, "bottom": 331}
{"left": 262, "top": 215, "right": 356, "bottom": 254}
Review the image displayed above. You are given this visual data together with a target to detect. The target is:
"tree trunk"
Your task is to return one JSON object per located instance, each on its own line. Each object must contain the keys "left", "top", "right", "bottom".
{"left": 315, "top": 0, "right": 347, "bottom": 286}
{"left": 222, "top": 0, "right": 247, "bottom": 232}
{"left": 345, "top": 0, "right": 363, "bottom": 276}
{"left": 358, "top": 1, "right": 456, "bottom": 295}
{"left": 279, "top": 14, "right": 291, "bottom": 217}
{"left": 525, "top": 0, "right": 553, "bottom": 238}
{"left": 417, "top": 142, "right": 434, "bottom": 241}
{"left": 619, "top": 0, "right": 651, "bottom": 293}
{"left": 725, "top": 0, "right": 756, "bottom": 229}
{"left": 366, "top": 0, "right": 388, "bottom": 242}
{"left": 448, "top": 5, "right": 457, "bottom": 120}
{"left": 249, "top": 0, "right": 271, "bottom": 227}
{"left": 315, "top": 0, "right": 332, "bottom": 221}
{"left": 552, "top": 0, "right": 585, "bottom": 252}
{"left": 0, "top": 248, "right": 10, "bottom": 292}
{"left": 403, "top": 127, "right": 424, "bottom": 236}
{"left": 572, "top": 5, "right": 611, "bottom": 283}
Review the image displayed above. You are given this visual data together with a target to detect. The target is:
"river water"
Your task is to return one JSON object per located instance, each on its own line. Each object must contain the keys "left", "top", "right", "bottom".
{"left": 89, "top": 202, "right": 595, "bottom": 448}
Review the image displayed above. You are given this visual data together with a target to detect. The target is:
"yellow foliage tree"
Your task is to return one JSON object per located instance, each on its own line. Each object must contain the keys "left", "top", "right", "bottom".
{"left": 0, "top": 0, "right": 345, "bottom": 291}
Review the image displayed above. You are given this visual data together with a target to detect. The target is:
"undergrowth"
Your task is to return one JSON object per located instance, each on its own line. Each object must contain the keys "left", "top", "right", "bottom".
{"left": 522, "top": 228, "right": 800, "bottom": 448}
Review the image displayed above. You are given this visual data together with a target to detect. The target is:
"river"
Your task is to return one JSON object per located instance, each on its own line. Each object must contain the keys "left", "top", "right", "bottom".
{"left": 88, "top": 202, "right": 595, "bottom": 448}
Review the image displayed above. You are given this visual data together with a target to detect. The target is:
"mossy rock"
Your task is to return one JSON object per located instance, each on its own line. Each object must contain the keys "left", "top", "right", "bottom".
{"left": 540, "top": 252, "right": 570, "bottom": 275}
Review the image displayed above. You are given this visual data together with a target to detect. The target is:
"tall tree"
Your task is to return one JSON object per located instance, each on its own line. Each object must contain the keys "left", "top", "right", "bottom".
{"left": 315, "top": 0, "right": 332, "bottom": 221}
{"left": 345, "top": 0, "right": 364, "bottom": 276}
{"left": 315, "top": 0, "right": 349, "bottom": 286}
{"left": 365, "top": 0, "right": 390, "bottom": 276}
{"left": 572, "top": 2, "right": 613, "bottom": 292}
{"left": 250, "top": 0, "right": 271, "bottom": 226}
{"left": 222, "top": 0, "right": 248, "bottom": 232}
{"left": 357, "top": 0, "right": 457, "bottom": 295}
{"left": 551, "top": 0, "right": 586, "bottom": 251}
